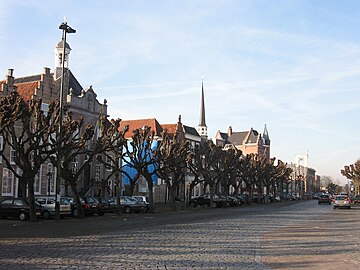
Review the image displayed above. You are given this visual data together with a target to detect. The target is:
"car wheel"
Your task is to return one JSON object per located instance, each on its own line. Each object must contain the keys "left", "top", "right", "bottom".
{"left": 211, "top": 202, "right": 217, "bottom": 208}
{"left": 124, "top": 206, "right": 131, "bottom": 213}
{"left": 42, "top": 211, "right": 51, "bottom": 219}
{"left": 98, "top": 211, "right": 105, "bottom": 216}
{"left": 19, "top": 211, "right": 26, "bottom": 221}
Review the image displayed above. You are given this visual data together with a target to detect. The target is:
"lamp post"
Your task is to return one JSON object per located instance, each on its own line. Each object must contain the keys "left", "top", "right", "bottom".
{"left": 55, "top": 21, "right": 76, "bottom": 221}
{"left": 47, "top": 171, "right": 53, "bottom": 197}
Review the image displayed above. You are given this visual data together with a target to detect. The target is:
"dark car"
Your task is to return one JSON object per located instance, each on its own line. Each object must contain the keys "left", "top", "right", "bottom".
{"left": 72, "top": 196, "right": 103, "bottom": 217}
{"left": 318, "top": 194, "right": 331, "bottom": 205}
{"left": 189, "top": 194, "right": 228, "bottom": 208}
{"left": 0, "top": 198, "right": 42, "bottom": 220}
{"left": 96, "top": 197, "right": 112, "bottom": 214}
{"left": 219, "top": 195, "right": 241, "bottom": 207}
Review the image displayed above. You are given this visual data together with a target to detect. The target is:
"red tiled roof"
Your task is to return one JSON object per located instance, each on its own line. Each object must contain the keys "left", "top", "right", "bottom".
{"left": 119, "top": 118, "right": 163, "bottom": 139}
{"left": 15, "top": 81, "right": 39, "bottom": 100}
{"left": 161, "top": 124, "right": 177, "bottom": 138}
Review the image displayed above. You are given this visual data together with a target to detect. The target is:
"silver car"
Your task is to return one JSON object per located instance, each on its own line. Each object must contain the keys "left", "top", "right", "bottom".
{"left": 333, "top": 195, "right": 351, "bottom": 209}
{"left": 35, "top": 197, "right": 72, "bottom": 219}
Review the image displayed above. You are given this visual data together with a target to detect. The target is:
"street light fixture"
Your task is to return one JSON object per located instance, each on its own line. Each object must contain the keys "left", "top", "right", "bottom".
{"left": 55, "top": 21, "right": 76, "bottom": 221}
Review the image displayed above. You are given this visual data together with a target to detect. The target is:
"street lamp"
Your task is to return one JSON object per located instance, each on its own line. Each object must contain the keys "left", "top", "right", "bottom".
{"left": 47, "top": 171, "right": 53, "bottom": 197}
{"left": 55, "top": 21, "right": 76, "bottom": 221}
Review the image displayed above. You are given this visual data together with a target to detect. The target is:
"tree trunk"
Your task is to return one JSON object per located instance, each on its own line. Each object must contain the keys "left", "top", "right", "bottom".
{"left": 27, "top": 178, "right": 38, "bottom": 222}
{"left": 168, "top": 184, "right": 177, "bottom": 211}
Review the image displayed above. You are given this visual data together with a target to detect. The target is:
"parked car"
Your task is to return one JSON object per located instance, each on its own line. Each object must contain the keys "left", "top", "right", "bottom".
{"left": 96, "top": 197, "right": 112, "bottom": 214}
{"left": 318, "top": 194, "right": 331, "bottom": 205}
{"left": 333, "top": 195, "right": 351, "bottom": 209}
{"left": 71, "top": 196, "right": 103, "bottom": 217}
{"left": 0, "top": 198, "right": 42, "bottom": 220}
{"left": 354, "top": 195, "right": 360, "bottom": 204}
{"left": 108, "top": 196, "right": 146, "bottom": 213}
{"left": 236, "top": 194, "right": 250, "bottom": 205}
{"left": 35, "top": 196, "right": 72, "bottom": 219}
{"left": 219, "top": 195, "right": 241, "bottom": 207}
{"left": 189, "top": 194, "right": 228, "bottom": 208}
{"left": 132, "top": 196, "right": 150, "bottom": 212}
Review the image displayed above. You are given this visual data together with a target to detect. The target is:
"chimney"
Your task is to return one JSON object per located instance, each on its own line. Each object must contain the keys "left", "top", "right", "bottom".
{"left": 6, "top": 68, "right": 14, "bottom": 87}
{"left": 228, "top": 126, "right": 233, "bottom": 136}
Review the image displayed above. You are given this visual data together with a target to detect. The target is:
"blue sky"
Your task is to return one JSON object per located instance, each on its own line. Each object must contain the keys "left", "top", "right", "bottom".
{"left": 1, "top": 0, "right": 360, "bottom": 184}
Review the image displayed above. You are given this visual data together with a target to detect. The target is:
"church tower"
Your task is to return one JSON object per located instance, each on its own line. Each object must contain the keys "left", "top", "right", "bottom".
{"left": 54, "top": 38, "right": 72, "bottom": 79}
{"left": 197, "top": 80, "right": 208, "bottom": 139}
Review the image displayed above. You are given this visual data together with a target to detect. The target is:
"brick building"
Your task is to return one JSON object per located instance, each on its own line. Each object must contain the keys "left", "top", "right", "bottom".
{"left": 0, "top": 37, "right": 110, "bottom": 199}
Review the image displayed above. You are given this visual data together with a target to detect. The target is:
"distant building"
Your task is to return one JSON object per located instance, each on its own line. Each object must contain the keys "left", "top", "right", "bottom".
{"left": 118, "top": 116, "right": 202, "bottom": 203}
{"left": 214, "top": 125, "right": 270, "bottom": 160}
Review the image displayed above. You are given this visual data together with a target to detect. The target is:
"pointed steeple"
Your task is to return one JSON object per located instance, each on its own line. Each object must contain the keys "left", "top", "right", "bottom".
{"left": 197, "top": 80, "right": 208, "bottom": 139}
{"left": 263, "top": 124, "right": 270, "bottom": 145}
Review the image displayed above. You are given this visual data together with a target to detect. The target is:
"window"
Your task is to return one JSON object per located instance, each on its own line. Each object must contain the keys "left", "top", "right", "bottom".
{"left": 34, "top": 165, "right": 42, "bottom": 195}
{"left": 106, "top": 155, "right": 113, "bottom": 171}
{"left": 14, "top": 199, "right": 25, "bottom": 206}
{"left": 2, "top": 168, "right": 14, "bottom": 195}
{"left": 95, "top": 160, "right": 101, "bottom": 181}
{"left": 10, "top": 147, "right": 15, "bottom": 164}
{"left": 41, "top": 103, "right": 49, "bottom": 116}
{"left": 47, "top": 163, "right": 55, "bottom": 195}
{"left": 71, "top": 157, "right": 78, "bottom": 174}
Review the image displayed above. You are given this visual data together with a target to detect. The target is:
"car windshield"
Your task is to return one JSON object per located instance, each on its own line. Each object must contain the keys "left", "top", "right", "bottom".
{"left": 336, "top": 196, "right": 345, "bottom": 200}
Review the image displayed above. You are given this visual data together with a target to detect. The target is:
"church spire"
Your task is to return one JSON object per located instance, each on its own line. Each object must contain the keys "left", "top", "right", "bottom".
{"left": 197, "top": 79, "right": 208, "bottom": 139}
{"left": 263, "top": 124, "right": 270, "bottom": 145}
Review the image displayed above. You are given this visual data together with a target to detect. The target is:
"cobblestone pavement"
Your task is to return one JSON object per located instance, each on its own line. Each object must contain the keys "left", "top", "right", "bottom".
{"left": 0, "top": 200, "right": 359, "bottom": 269}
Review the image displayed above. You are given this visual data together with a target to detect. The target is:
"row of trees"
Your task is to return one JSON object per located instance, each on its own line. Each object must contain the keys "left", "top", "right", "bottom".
{"left": 341, "top": 160, "right": 360, "bottom": 195}
{"left": 0, "top": 92, "right": 293, "bottom": 220}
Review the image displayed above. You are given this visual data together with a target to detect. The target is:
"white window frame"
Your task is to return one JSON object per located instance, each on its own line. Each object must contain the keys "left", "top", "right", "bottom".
{"left": 10, "top": 147, "right": 16, "bottom": 164}
{"left": 2, "top": 168, "right": 14, "bottom": 196}
{"left": 95, "top": 160, "right": 101, "bottom": 181}
{"left": 106, "top": 155, "right": 113, "bottom": 171}
{"left": 34, "top": 165, "right": 42, "bottom": 195}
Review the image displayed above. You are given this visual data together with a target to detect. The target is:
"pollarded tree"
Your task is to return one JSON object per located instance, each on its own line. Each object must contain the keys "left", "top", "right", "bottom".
{"left": 0, "top": 92, "right": 58, "bottom": 221}
{"left": 214, "top": 148, "right": 242, "bottom": 195}
{"left": 341, "top": 161, "right": 360, "bottom": 195}
{"left": 187, "top": 140, "right": 221, "bottom": 207}
{"left": 156, "top": 130, "right": 191, "bottom": 211}
{"left": 48, "top": 109, "right": 97, "bottom": 218}
{"left": 236, "top": 154, "right": 256, "bottom": 197}
{"left": 96, "top": 117, "right": 128, "bottom": 215}
{"left": 121, "top": 125, "right": 159, "bottom": 213}
{"left": 273, "top": 160, "right": 293, "bottom": 196}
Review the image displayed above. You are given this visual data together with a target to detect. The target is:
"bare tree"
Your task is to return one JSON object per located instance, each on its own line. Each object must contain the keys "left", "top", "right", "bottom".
{"left": 121, "top": 126, "right": 159, "bottom": 213}
{"left": 48, "top": 109, "right": 97, "bottom": 218}
{"left": 96, "top": 117, "right": 128, "bottom": 215}
{"left": 0, "top": 92, "right": 57, "bottom": 221}
{"left": 341, "top": 161, "right": 360, "bottom": 195}
{"left": 156, "top": 131, "right": 190, "bottom": 211}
